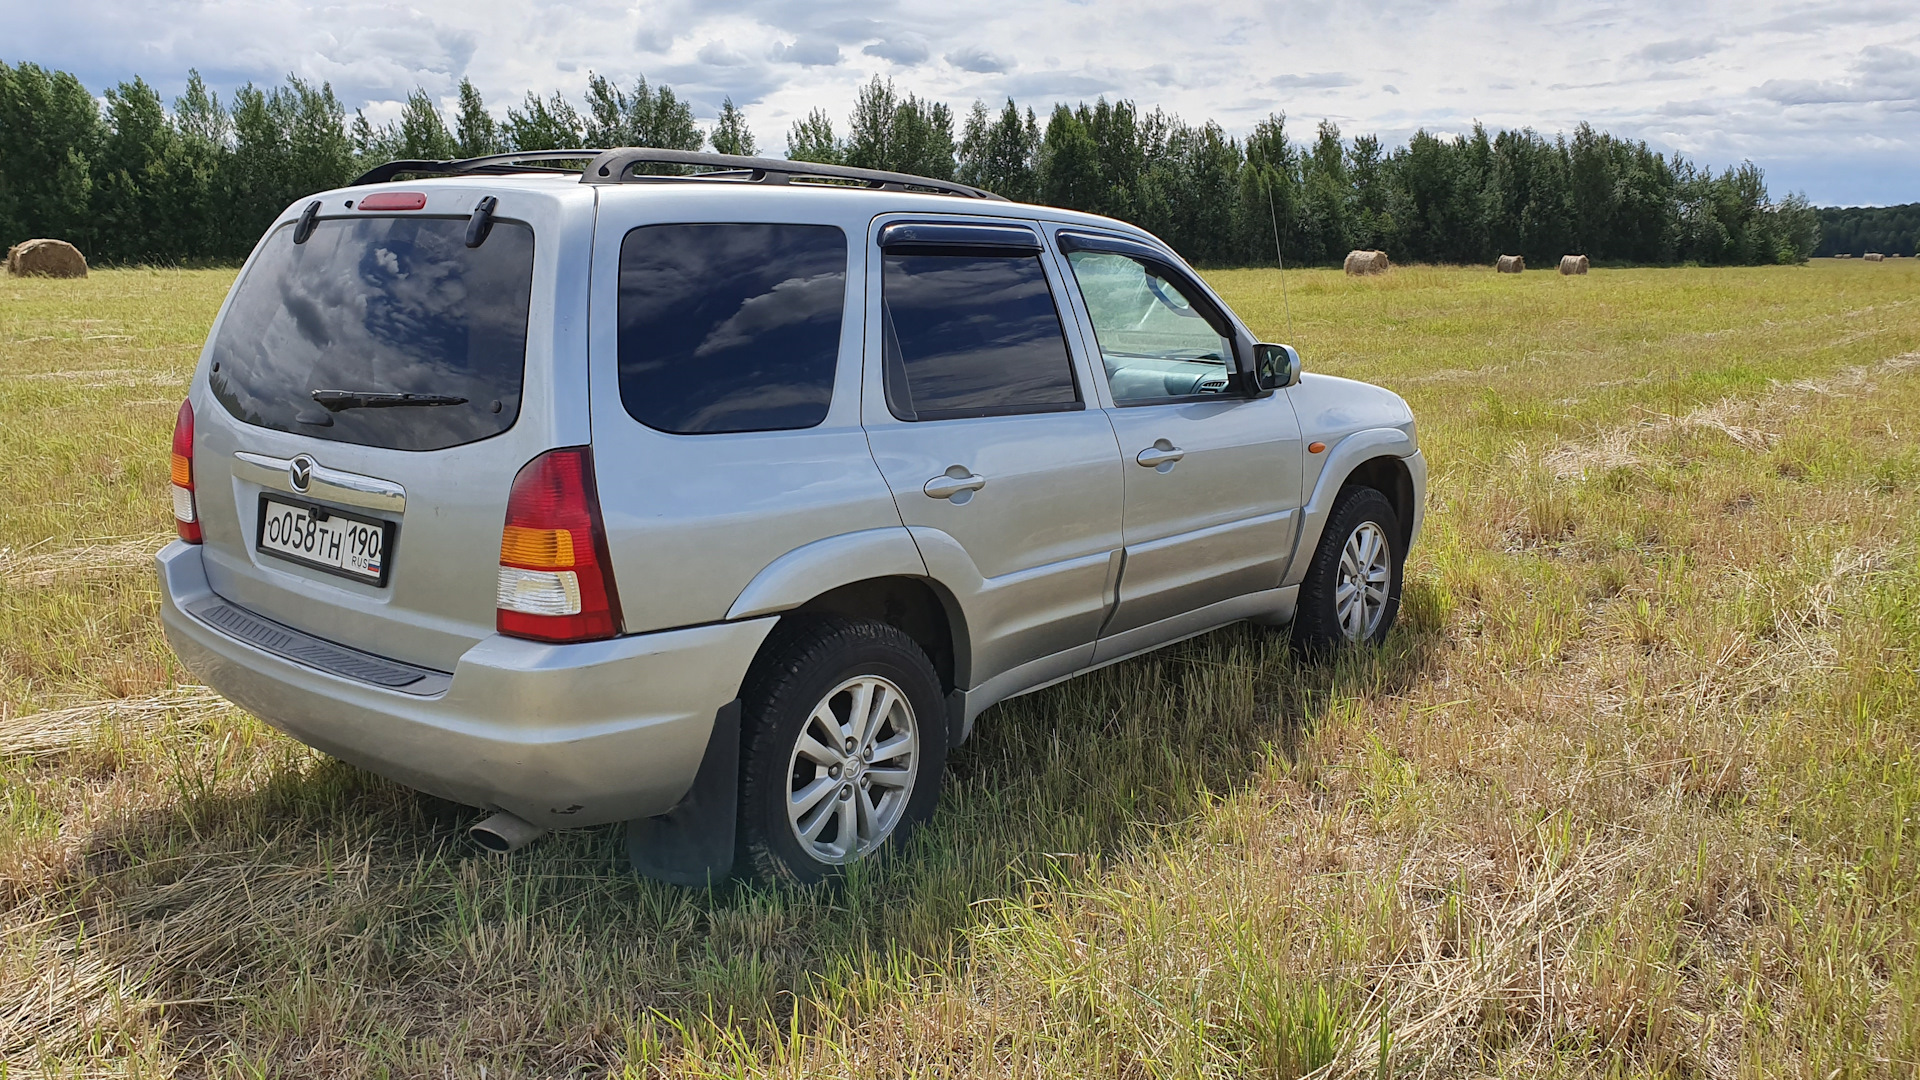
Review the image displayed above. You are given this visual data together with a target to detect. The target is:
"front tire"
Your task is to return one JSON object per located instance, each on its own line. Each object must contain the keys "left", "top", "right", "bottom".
{"left": 1293, "top": 486, "right": 1404, "bottom": 650}
{"left": 737, "top": 618, "right": 947, "bottom": 884}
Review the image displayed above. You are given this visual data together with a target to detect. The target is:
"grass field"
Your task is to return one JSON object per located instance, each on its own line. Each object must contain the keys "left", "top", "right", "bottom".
{"left": 2, "top": 259, "right": 1917, "bottom": 1077}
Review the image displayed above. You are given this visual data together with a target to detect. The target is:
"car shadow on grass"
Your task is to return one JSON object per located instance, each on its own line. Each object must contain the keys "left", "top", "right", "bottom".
{"left": 47, "top": 583, "right": 1444, "bottom": 1072}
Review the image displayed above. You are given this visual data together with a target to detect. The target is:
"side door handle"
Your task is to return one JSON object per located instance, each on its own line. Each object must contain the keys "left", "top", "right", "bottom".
{"left": 1135, "top": 440, "right": 1185, "bottom": 471}
{"left": 924, "top": 467, "right": 987, "bottom": 502}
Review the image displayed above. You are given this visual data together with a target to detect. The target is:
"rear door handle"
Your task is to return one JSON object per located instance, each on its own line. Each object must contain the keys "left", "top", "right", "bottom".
{"left": 924, "top": 468, "right": 987, "bottom": 501}
{"left": 1136, "top": 441, "right": 1185, "bottom": 470}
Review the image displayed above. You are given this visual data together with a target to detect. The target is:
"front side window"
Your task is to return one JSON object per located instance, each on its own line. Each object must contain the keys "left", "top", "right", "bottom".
{"left": 882, "top": 252, "right": 1079, "bottom": 421}
{"left": 618, "top": 223, "right": 847, "bottom": 435}
{"left": 209, "top": 216, "right": 535, "bottom": 451}
{"left": 1064, "top": 250, "right": 1234, "bottom": 403}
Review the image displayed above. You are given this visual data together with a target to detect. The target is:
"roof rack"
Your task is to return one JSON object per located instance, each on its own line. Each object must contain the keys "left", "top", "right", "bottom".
{"left": 350, "top": 150, "right": 603, "bottom": 187}
{"left": 350, "top": 147, "right": 1006, "bottom": 201}
{"left": 582, "top": 148, "right": 1004, "bottom": 200}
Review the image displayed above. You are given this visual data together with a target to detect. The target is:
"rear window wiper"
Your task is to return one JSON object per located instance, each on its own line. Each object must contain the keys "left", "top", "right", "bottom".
{"left": 311, "top": 389, "right": 470, "bottom": 412}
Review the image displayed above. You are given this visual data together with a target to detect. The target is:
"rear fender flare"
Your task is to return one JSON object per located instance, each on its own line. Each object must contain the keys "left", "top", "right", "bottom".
{"left": 725, "top": 527, "right": 928, "bottom": 621}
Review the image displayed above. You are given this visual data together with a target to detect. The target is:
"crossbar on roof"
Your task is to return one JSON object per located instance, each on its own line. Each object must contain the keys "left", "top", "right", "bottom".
{"left": 349, "top": 147, "right": 1005, "bottom": 201}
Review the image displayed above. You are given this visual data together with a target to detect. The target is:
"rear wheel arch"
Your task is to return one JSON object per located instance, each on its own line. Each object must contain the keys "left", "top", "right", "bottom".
{"left": 772, "top": 576, "right": 967, "bottom": 698}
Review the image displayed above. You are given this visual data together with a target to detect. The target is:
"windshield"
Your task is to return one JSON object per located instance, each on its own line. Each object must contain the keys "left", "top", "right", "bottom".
{"left": 209, "top": 215, "right": 535, "bottom": 451}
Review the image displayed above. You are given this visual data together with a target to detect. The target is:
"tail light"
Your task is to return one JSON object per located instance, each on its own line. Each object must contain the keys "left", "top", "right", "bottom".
{"left": 496, "top": 447, "right": 623, "bottom": 643}
{"left": 171, "top": 399, "right": 201, "bottom": 543}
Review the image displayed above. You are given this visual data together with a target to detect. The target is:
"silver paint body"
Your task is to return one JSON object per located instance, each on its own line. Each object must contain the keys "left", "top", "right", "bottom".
{"left": 157, "top": 174, "right": 1425, "bottom": 829}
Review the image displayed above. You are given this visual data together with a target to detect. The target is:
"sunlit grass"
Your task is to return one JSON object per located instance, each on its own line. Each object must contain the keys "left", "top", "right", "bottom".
{"left": 1, "top": 260, "right": 1917, "bottom": 1076}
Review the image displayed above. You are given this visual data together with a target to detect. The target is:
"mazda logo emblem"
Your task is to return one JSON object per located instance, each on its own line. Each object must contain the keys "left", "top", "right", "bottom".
{"left": 289, "top": 455, "right": 314, "bottom": 493}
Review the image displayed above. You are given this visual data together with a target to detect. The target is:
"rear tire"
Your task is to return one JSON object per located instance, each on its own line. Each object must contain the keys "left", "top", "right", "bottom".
{"left": 737, "top": 617, "right": 947, "bottom": 885}
{"left": 1293, "top": 486, "right": 1404, "bottom": 651}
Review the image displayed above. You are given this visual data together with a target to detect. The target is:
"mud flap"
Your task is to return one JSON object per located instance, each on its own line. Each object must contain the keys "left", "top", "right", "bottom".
{"left": 624, "top": 699, "right": 739, "bottom": 887}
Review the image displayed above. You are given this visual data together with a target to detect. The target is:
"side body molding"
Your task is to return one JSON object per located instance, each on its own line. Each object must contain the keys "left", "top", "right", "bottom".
{"left": 726, "top": 527, "right": 929, "bottom": 620}
{"left": 1283, "top": 427, "right": 1419, "bottom": 590}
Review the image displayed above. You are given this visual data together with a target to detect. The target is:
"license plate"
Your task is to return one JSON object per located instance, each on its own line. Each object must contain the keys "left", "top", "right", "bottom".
{"left": 256, "top": 495, "right": 396, "bottom": 586}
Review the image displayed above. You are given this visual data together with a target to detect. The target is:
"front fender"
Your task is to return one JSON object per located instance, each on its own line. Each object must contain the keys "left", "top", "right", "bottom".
{"left": 725, "top": 527, "right": 928, "bottom": 620}
{"left": 1283, "top": 428, "right": 1419, "bottom": 589}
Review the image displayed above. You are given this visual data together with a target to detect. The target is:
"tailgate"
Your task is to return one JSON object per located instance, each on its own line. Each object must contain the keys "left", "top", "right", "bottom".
{"left": 186, "top": 181, "right": 594, "bottom": 672}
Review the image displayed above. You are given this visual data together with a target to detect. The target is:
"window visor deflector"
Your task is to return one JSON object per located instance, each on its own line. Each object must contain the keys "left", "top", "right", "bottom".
{"left": 879, "top": 221, "right": 1042, "bottom": 253}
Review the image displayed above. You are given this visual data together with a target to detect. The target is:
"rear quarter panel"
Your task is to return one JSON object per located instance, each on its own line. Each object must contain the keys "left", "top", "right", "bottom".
{"left": 585, "top": 186, "right": 909, "bottom": 635}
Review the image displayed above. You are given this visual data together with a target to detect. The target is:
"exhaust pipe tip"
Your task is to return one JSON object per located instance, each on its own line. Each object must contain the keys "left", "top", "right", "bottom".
{"left": 470, "top": 811, "right": 546, "bottom": 854}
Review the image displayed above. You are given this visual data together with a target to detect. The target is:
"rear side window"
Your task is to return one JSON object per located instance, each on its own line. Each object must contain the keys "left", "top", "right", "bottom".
{"left": 882, "top": 253, "right": 1080, "bottom": 421}
{"left": 617, "top": 223, "right": 847, "bottom": 434}
{"left": 208, "top": 216, "right": 535, "bottom": 452}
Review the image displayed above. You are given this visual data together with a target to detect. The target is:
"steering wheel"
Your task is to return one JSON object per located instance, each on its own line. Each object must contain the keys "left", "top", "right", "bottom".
{"left": 1145, "top": 273, "right": 1201, "bottom": 317}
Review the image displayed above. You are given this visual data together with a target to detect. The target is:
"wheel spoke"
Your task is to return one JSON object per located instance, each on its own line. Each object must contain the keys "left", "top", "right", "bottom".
{"left": 865, "top": 685, "right": 899, "bottom": 750}
{"left": 798, "top": 797, "right": 836, "bottom": 842}
{"left": 807, "top": 702, "right": 843, "bottom": 747}
{"left": 1335, "top": 581, "right": 1358, "bottom": 606}
{"left": 833, "top": 795, "right": 859, "bottom": 858}
{"left": 869, "top": 729, "right": 916, "bottom": 765}
{"left": 867, "top": 764, "right": 912, "bottom": 789}
{"left": 845, "top": 680, "right": 875, "bottom": 749}
{"left": 794, "top": 731, "right": 841, "bottom": 768}
{"left": 790, "top": 775, "right": 837, "bottom": 818}
{"left": 854, "top": 786, "right": 879, "bottom": 844}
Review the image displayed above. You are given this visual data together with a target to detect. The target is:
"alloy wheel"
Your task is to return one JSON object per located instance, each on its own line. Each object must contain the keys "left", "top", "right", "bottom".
{"left": 1335, "top": 521, "right": 1392, "bottom": 641}
{"left": 785, "top": 675, "right": 919, "bottom": 864}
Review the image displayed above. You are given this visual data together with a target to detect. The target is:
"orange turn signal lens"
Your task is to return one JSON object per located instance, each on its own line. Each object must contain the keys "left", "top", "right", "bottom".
{"left": 1308, "top": 442, "right": 1327, "bottom": 454}
{"left": 170, "top": 451, "right": 193, "bottom": 486}
{"left": 500, "top": 524, "right": 575, "bottom": 569}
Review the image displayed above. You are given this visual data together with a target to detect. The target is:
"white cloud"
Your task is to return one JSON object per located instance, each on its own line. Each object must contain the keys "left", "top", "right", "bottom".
{"left": 945, "top": 46, "right": 1013, "bottom": 74}
{"left": 3, "top": 0, "right": 1918, "bottom": 203}
{"left": 865, "top": 36, "right": 931, "bottom": 65}
{"left": 768, "top": 38, "right": 843, "bottom": 67}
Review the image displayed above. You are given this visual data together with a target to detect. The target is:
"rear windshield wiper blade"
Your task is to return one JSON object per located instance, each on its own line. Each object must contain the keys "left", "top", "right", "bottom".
{"left": 312, "top": 389, "right": 469, "bottom": 412}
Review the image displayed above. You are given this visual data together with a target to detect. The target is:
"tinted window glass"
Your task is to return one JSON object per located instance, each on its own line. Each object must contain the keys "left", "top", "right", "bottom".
{"left": 209, "top": 216, "right": 535, "bottom": 451}
{"left": 1065, "top": 250, "right": 1234, "bottom": 403}
{"left": 618, "top": 223, "right": 847, "bottom": 434}
{"left": 882, "top": 253, "right": 1079, "bottom": 420}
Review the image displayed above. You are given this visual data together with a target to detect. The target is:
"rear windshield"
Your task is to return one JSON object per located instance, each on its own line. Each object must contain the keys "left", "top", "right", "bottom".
{"left": 208, "top": 215, "right": 535, "bottom": 451}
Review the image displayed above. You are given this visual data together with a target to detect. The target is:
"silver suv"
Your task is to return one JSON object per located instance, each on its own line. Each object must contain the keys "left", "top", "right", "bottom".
{"left": 157, "top": 149, "right": 1424, "bottom": 885}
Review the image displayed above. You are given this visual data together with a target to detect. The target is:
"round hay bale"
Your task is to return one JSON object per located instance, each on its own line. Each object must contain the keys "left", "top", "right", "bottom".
{"left": 1345, "top": 249, "right": 1389, "bottom": 276}
{"left": 1559, "top": 254, "right": 1588, "bottom": 275}
{"left": 1864, "top": 252, "right": 1885, "bottom": 262}
{"left": 1497, "top": 254, "right": 1525, "bottom": 273}
{"left": 5, "top": 239, "right": 88, "bottom": 278}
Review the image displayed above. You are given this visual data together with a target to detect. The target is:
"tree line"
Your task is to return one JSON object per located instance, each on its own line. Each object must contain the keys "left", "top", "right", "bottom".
{"left": 0, "top": 61, "right": 1819, "bottom": 268}
{"left": 1813, "top": 203, "right": 1918, "bottom": 258}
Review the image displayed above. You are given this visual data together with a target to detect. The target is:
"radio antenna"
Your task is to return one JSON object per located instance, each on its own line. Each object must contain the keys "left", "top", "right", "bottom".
{"left": 1268, "top": 183, "right": 1296, "bottom": 343}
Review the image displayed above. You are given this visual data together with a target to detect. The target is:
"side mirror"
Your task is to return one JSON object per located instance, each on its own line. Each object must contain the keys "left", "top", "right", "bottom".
{"left": 1254, "top": 343, "right": 1302, "bottom": 389}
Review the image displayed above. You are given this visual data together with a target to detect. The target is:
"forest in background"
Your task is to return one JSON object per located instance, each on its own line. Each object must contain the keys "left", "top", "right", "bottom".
{"left": 1814, "top": 203, "right": 1919, "bottom": 258}
{"left": 0, "top": 61, "right": 1820, "bottom": 269}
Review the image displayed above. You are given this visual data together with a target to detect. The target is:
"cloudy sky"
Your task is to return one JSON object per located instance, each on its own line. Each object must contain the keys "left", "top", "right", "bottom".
{"left": 6, "top": 0, "right": 1917, "bottom": 205}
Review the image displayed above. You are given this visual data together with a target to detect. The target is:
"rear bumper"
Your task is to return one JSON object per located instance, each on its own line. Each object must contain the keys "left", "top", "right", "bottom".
{"left": 157, "top": 540, "right": 776, "bottom": 828}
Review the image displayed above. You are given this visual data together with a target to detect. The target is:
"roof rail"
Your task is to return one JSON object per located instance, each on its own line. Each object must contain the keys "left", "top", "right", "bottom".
{"left": 348, "top": 147, "right": 1006, "bottom": 201}
{"left": 582, "top": 148, "right": 1005, "bottom": 200}
{"left": 350, "top": 150, "right": 603, "bottom": 187}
